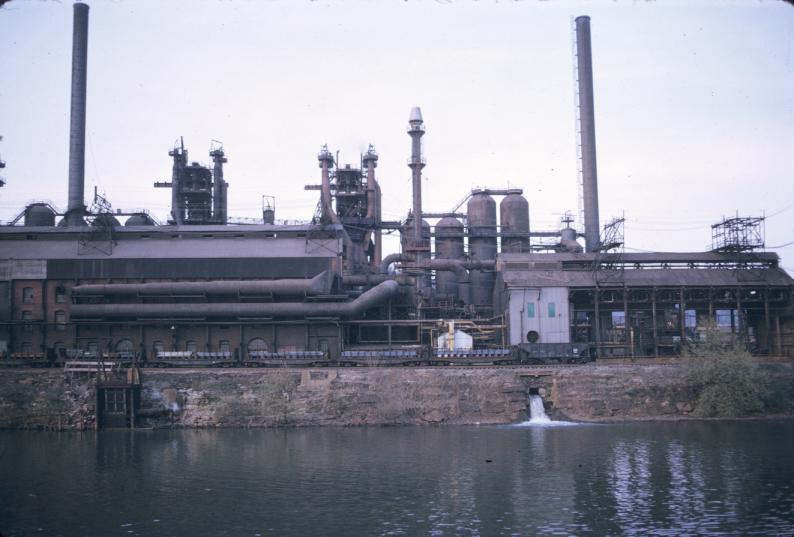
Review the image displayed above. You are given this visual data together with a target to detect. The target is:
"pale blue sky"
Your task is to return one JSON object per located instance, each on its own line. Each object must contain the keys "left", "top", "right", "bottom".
{"left": 1, "top": 0, "right": 792, "bottom": 266}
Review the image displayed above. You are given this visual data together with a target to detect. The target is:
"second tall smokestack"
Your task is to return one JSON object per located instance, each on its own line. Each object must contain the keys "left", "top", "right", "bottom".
{"left": 65, "top": 2, "right": 89, "bottom": 226}
{"left": 575, "top": 15, "right": 600, "bottom": 252}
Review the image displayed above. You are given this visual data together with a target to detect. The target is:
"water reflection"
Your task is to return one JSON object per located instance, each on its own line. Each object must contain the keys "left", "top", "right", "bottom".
{"left": 0, "top": 421, "right": 793, "bottom": 536}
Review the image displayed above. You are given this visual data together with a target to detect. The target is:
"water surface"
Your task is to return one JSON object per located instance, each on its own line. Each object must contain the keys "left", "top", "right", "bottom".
{"left": 1, "top": 421, "right": 792, "bottom": 536}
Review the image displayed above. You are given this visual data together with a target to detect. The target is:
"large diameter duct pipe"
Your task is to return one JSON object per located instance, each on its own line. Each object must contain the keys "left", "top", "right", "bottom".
{"left": 65, "top": 3, "right": 89, "bottom": 226}
{"left": 318, "top": 147, "right": 335, "bottom": 224}
{"left": 381, "top": 253, "right": 409, "bottom": 274}
{"left": 575, "top": 15, "right": 600, "bottom": 252}
{"left": 71, "top": 280, "right": 399, "bottom": 320}
{"left": 363, "top": 147, "right": 381, "bottom": 265}
{"left": 72, "top": 271, "right": 332, "bottom": 297}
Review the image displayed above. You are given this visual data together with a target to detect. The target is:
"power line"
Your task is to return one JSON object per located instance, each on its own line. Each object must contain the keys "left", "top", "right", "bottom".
{"left": 766, "top": 201, "right": 794, "bottom": 219}
{"left": 767, "top": 240, "right": 794, "bottom": 249}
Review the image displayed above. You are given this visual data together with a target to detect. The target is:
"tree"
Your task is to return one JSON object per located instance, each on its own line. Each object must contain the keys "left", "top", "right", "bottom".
{"left": 684, "top": 319, "right": 768, "bottom": 417}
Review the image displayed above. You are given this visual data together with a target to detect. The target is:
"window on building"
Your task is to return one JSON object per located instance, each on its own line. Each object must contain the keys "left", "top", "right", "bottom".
{"left": 115, "top": 339, "right": 134, "bottom": 353}
{"left": 685, "top": 310, "right": 697, "bottom": 330}
{"left": 185, "top": 340, "right": 197, "bottom": 353}
{"left": 247, "top": 338, "right": 267, "bottom": 356}
{"left": 22, "top": 287, "right": 34, "bottom": 304}
{"left": 547, "top": 302, "right": 556, "bottom": 318}
{"left": 611, "top": 311, "right": 626, "bottom": 329}
{"left": 22, "top": 310, "right": 33, "bottom": 331}
{"left": 526, "top": 303, "right": 535, "bottom": 318}
{"left": 219, "top": 340, "right": 231, "bottom": 353}
{"left": 715, "top": 309, "right": 736, "bottom": 332}
{"left": 104, "top": 389, "right": 127, "bottom": 414}
{"left": 53, "top": 341, "right": 66, "bottom": 358}
{"left": 55, "top": 310, "right": 66, "bottom": 331}
{"left": 55, "top": 286, "right": 67, "bottom": 303}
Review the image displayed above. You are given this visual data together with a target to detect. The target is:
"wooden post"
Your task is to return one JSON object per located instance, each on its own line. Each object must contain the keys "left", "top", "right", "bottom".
{"left": 41, "top": 281, "right": 48, "bottom": 358}
{"left": 764, "top": 288, "right": 771, "bottom": 355}
{"left": 775, "top": 315, "right": 782, "bottom": 356}
{"left": 708, "top": 288, "right": 714, "bottom": 320}
{"left": 679, "top": 287, "right": 686, "bottom": 345}
{"left": 736, "top": 287, "right": 743, "bottom": 346}
{"left": 623, "top": 286, "right": 629, "bottom": 358}
{"left": 129, "top": 388, "right": 135, "bottom": 430}
{"left": 594, "top": 288, "right": 601, "bottom": 358}
{"left": 387, "top": 298, "right": 393, "bottom": 348}
{"left": 651, "top": 287, "right": 658, "bottom": 358}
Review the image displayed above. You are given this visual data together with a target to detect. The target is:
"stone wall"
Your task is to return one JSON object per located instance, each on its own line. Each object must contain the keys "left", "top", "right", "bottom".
{"left": 1, "top": 363, "right": 793, "bottom": 430}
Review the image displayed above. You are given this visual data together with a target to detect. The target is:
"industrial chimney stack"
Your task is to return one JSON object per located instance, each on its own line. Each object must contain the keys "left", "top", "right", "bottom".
{"left": 64, "top": 2, "right": 89, "bottom": 226}
{"left": 575, "top": 15, "right": 600, "bottom": 252}
{"left": 407, "top": 107, "right": 425, "bottom": 246}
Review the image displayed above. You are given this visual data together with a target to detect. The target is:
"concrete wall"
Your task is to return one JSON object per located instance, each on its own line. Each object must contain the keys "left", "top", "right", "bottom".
{"left": 1, "top": 363, "right": 793, "bottom": 430}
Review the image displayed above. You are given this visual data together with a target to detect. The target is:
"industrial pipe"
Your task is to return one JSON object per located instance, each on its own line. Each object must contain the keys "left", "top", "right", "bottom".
{"left": 363, "top": 147, "right": 381, "bottom": 265}
{"left": 575, "top": 16, "right": 600, "bottom": 252}
{"left": 64, "top": 2, "right": 89, "bottom": 226}
{"left": 71, "top": 280, "right": 399, "bottom": 320}
{"left": 342, "top": 273, "right": 413, "bottom": 286}
{"left": 381, "top": 253, "right": 409, "bottom": 274}
{"left": 71, "top": 271, "right": 333, "bottom": 297}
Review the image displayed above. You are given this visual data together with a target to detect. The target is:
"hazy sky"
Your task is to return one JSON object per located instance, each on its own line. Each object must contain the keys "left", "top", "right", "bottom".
{"left": 1, "top": 0, "right": 792, "bottom": 268}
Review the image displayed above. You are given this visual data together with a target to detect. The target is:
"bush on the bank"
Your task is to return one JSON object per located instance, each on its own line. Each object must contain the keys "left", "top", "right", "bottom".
{"left": 684, "top": 320, "right": 769, "bottom": 417}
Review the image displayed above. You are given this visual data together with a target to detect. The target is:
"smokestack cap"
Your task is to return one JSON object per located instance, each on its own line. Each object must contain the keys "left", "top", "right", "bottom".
{"left": 409, "top": 107, "right": 423, "bottom": 123}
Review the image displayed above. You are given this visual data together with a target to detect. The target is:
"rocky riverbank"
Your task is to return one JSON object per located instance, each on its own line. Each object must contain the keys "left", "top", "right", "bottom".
{"left": 1, "top": 362, "right": 793, "bottom": 430}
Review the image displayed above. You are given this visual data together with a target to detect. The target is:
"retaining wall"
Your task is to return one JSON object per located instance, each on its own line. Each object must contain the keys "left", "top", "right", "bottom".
{"left": 1, "top": 363, "right": 793, "bottom": 430}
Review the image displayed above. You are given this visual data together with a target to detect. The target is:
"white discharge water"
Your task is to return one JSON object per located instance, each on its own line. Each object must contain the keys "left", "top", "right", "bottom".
{"left": 513, "top": 394, "right": 579, "bottom": 427}
{"left": 528, "top": 394, "right": 551, "bottom": 424}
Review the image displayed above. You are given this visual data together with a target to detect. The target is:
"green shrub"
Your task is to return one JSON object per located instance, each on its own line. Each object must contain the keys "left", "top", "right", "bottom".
{"left": 684, "top": 320, "right": 769, "bottom": 417}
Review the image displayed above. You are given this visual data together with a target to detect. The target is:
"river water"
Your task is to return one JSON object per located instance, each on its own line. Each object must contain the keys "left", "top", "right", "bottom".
{"left": 1, "top": 420, "right": 793, "bottom": 537}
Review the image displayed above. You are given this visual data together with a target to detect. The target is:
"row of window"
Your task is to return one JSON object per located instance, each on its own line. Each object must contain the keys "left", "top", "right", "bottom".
{"left": 19, "top": 310, "right": 67, "bottom": 331}
{"left": 526, "top": 302, "right": 557, "bottom": 319}
{"left": 21, "top": 286, "right": 67, "bottom": 304}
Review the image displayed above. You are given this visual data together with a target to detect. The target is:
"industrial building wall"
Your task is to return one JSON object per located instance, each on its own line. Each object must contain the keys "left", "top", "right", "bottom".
{"left": 507, "top": 287, "right": 570, "bottom": 345}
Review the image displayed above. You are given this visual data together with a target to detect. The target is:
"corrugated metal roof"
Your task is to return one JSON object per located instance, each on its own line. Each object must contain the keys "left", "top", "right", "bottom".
{"left": 502, "top": 267, "right": 794, "bottom": 288}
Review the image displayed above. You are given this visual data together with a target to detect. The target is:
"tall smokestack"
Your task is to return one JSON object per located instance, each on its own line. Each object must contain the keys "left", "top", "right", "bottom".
{"left": 210, "top": 146, "right": 228, "bottom": 224}
{"left": 575, "top": 15, "right": 600, "bottom": 252}
{"left": 407, "top": 107, "right": 425, "bottom": 246}
{"left": 65, "top": 2, "right": 89, "bottom": 226}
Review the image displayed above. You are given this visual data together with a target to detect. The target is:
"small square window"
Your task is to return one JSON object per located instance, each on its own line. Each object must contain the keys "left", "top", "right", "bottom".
{"left": 526, "top": 303, "right": 535, "bottom": 318}
{"left": 55, "top": 287, "right": 67, "bottom": 303}
{"left": 22, "top": 287, "right": 34, "bottom": 304}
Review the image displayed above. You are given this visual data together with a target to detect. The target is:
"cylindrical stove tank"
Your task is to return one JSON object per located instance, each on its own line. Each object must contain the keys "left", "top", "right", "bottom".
{"left": 23, "top": 203, "right": 56, "bottom": 227}
{"left": 499, "top": 193, "right": 530, "bottom": 253}
{"left": 91, "top": 213, "right": 120, "bottom": 227}
{"left": 434, "top": 217, "right": 464, "bottom": 300}
{"left": 467, "top": 192, "right": 497, "bottom": 308}
{"left": 560, "top": 226, "right": 583, "bottom": 253}
{"left": 124, "top": 213, "right": 156, "bottom": 226}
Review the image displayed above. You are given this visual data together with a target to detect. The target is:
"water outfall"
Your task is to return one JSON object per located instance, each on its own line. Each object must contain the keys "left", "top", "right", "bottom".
{"left": 528, "top": 394, "right": 551, "bottom": 424}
